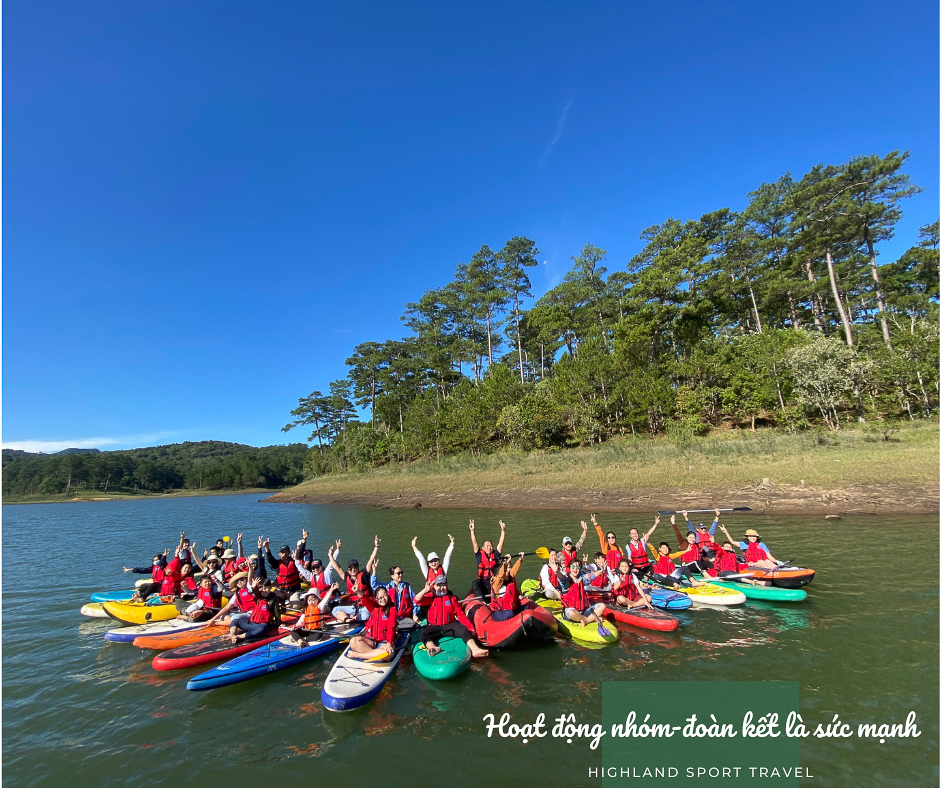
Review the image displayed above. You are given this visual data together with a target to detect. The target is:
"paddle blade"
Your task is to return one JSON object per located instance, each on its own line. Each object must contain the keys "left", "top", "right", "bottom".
{"left": 596, "top": 623, "right": 613, "bottom": 638}
{"left": 535, "top": 547, "right": 550, "bottom": 560}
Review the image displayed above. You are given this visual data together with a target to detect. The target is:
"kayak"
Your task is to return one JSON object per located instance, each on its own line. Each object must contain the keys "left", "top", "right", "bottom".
{"left": 604, "top": 604, "right": 680, "bottom": 632}
{"left": 461, "top": 597, "right": 557, "bottom": 649}
{"left": 413, "top": 636, "right": 471, "bottom": 680}
{"left": 537, "top": 601, "right": 618, "bottom": 645}
{"left": 152, "top": 628, "right": 289, "bottom": 671}
{"left": 187, "top": 624, "right": 363, "bottom": 691}
{"left": 91, "top": 589, "right": 166, "bottom": 603}
{"left": 102, "top": 600, "right": 181, "bottom": 625}
{"left": 321, "top": 631, "right": 411, "bottom": 712}
{"left": 520, "top": 578, "right": 543, "bottom": 598}
{"left": 81, "top": 603, "right": 109, "bottom": 619}
{"left": 648, "top": 587, "right": 693, "bottom": 611}
{"left": 704, "top": 580, "right": 808, "bottom": 602}
{"left": 735, "top": 567, "right": 816, "bottom": 588}
{"left": 105, "top": 618, "right": 209, "bottom": 643}
{"left": 667, "top": 583, "right": 746, "bottom": 607}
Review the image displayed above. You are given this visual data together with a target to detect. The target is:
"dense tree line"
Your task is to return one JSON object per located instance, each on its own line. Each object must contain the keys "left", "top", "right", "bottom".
{"left": 1, "top": 441, "right": 308, "bottom": 498}
{"left": 284, "top": 152, "right": 938, "bottom": 476}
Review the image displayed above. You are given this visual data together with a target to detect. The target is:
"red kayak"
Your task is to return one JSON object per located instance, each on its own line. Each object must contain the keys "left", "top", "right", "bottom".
{"left": 737, "top": 567, "right": 816, "bottom": 588}
{"left": 152, "top": 628, "right": 289, "bottom": 671}
{"left": 462, "top": 597, "right": 557, "bottom": 649}
{"left": 604, "top": 604, "right": 679, "bottom": 632}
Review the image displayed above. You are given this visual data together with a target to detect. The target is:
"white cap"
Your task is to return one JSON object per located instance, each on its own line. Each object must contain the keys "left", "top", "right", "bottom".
{"left": 562, "top": 536, "right": 573, "bottom": 545}
{"left": 427, "top": 551, "right": 440, "bottom": 561}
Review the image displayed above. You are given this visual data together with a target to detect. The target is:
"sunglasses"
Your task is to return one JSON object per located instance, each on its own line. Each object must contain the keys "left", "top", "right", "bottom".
{"left": 607, "top": 535, "right": 616, "bottom": 540}
{"left": 391, "top": 571, "right": 403, "bottom": 576}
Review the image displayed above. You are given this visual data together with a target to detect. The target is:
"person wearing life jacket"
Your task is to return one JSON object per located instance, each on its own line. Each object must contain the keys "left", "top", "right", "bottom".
{"left": 179, "top": 563, "right": 198, "bottom": 598}
{"left": 328, "top": 544, "right": 374, "bottom": 622}
{"left": 342, "top": 585, "right": 399, "bottom": 661}
{"left": 296, "top": 546, "right": 340, "bottom": 610}
{"left": 611, "top": 558, "right": 654, "bottom": 609}
{"left": 124, "top": 551, "right": 169, "bottom": 601}
{"left": 624, "top": 517, "right": 660, "bottom": 579}
{"left": 591, "top": 514, "right": 625, "bottom": 571}
{"left": 178, "top": 575, "right": 223, "bottom": 621}
{"left": 678, "top": 537, "right": 707, "bottom": 575}
{"left": 539, "top": 550, "right": 564, "bottom": 601}
{"left": 680, "top": 509, "right": 720, "bottom": 561}
{"left": 557, "top": 560, "right": 609, "bottom": 628}
{"left": 720, "top": 525, "right": 781, "bottom": 569}
{"left": 155, "top": 535, "right": 188, "bottom": 597}
{"left": 652, "top": 542, "right": 704, "bottom": 588}
{"left": 288, "top": 582, "right": 340, "bottom": 639}
{"left": 489, "top": 553, "right": 525, "bottom": 621}
{"left": 585, "top": 552, "right": 614, "bottom": 594}
{"left": 248, "top": 542, "right": 269, "bottom": 582}
{"left": 371, "top": 563, "right": 419, "bottom": 622}
{"left": 558, "top": 520, "right": 589, "bottom": 569}
{"left": 263, "top": 538, "right": 303, "bottom": 598}
{"left": 206, "top": 571, "right": 256, "bottom": 629}
{"left": 226, "top": 578, "right": 279, "bottom": 643}
{"left": 468, "top": 518, "right": 506, "bottom": 603}
{"left": 193, "top": 552, "right": 226, "bottom": 593}
{"left": 414, "top": 575, "right": 489, "bottom": 658}
{"left": 411, "top": 534, "right": 455, "bottom": 611}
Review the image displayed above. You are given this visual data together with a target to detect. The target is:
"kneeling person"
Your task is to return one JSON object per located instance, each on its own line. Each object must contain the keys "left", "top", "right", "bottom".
{"left": 415, "top": 575, "right": 489, "bottom": 658}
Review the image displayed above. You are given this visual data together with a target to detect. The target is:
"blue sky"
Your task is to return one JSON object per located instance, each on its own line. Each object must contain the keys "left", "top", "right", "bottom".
{"left": 3, "top": 1, "right": 937, "bottom": 452}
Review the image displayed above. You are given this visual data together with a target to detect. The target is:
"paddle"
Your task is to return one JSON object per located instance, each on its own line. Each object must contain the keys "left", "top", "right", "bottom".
{"left": 504, "top": 547, "right": 551, "bottom": 559}
{"left": 656, "top": 507, "right": 752, "bottom": 516}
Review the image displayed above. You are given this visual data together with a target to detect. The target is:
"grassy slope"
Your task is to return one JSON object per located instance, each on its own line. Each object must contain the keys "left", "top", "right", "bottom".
{"left": 1, "top": 487, "right": 275, "bottom": 505}
{"left": 285, "top": 423, "right": 938, "bottom": 497}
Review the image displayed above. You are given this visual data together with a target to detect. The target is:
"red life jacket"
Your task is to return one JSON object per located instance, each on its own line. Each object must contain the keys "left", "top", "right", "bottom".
{"left": 418, "top": 565, "right": 445, "bottom": 608}
{"left": 181, "top": 576, "right": 198, "bottom": 593}
{"left": 682, "top": 543, "right": 701, "bottom": 564}
{"left": 160, "top": 558, "right": 182, "bottom": 596}
{"left": 151, "top": 564, "right": 166, "bottom": 583}
{"left": 617, "top": 573, "right": 640, "bottom": 601}
{"left": 560, "top": 547, "right": 578, "bottom": 569}
{"left": 345, "top": 572, "right": 372, "bottom": 604}
{"left": 197, "top": 586, "right": 222, "bottom": 610}
{"left": 627, "top": 541, "right": 650, "bottom": 569}
{"left": 713, "top": 548, "right": 739, "bottom": 574}
{"left": 388, "top": 583, "right": 414, "bottom": 618}
{"left": 364, "top": 603, "right": 397, "bottom": 643}
{"left": 249, "top": 595, "right": 274, "bottom": 625}
{"left": 542, "top": 565, "right": 560, "bottom": 590}
{"left": 745, "top": 542, "right": 768, "bottom": 563}
{"left": 222, "top": 560, "right": 238, "bottom": 582}
{"left": 309, "top": 572, "right": 330, "bottom": 594}
{"left": 276, "top": 559, "right": 300, "bottom": 590}
{"left": 477, "top": 550, "right": 499, "bottom": 581}
{"left": 560, "top": 579, "right": 588, "bottom": 611}
{"left": 426, "top": 592, "right": 470, "bottom": 628}
{"left": 605, "top": 547, "right": 624, "bottom": 569}
{"left": 235, "top": 587, "right": 256, "bottom": 613}
{"left": 654, "top": 555, "right": 676, "bottom": 575}
{"left": 489, "top": 580, "right": 519, "bottom": 614}
{"left": 589, "top": 570, "right": 609, "bottom": 589}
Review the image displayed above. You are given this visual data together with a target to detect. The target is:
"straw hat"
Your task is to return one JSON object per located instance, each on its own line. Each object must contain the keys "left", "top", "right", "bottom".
{"left": 228, "top": 571, "right": 249, "bottom": 589}
{"left": 743, "top": 529, "right": 761, "bottom": 538}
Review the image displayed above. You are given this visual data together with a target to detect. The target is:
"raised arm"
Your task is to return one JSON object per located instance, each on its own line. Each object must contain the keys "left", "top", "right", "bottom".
{"left": 642, "top": 516, "right": 660, "bottom": 542}
{"left": 670, "top": 514, "right": 689, "bottom": 550}
{"left": 496, "top": 520, "right": 506, "bottom": 553}
{"left": 411, "top": 537, "right": 429, "bottom": 576}
{"left": 236, "top": 533, "right": 244, "bottom": 559}
{"left": 574, "top": 520, "right": 588, "bottom": 551}
{"left": 468, "top": 520, "right": 480, "bottom": 553}
{"left": 719, "top": 524, "right": 736, "bottom": 544}
{"left": 366, "top": 535, "right": 381, "bottom": 573}
{"left": 710, "top": 510, "right": 720, "bottom": 537}
{"left": 508, "top": 552, "right": 525, "bottom": 579}
{"left": 413, "top": 581, "right": 433, "bottom": 605}
{"left": 591, "top": 515, "right": 606, "bottom": 552}
{"left": 442, "top": 534, "right": 455, "bottom": 573}
{"left": 327, "top": 545, "right": 347, "bottom": 583}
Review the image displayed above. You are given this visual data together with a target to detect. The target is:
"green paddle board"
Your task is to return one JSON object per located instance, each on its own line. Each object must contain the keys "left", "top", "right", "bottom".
{"left": 412, "top": 636, "right": 471, "bottom": 680}
{"left": 706, "top": 580, "right": 807, "bottom": 602}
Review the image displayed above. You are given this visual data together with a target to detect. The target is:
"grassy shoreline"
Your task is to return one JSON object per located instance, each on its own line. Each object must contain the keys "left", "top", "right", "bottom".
{"left": 1, "top": 487, "right": 276, "bottom": 505}
{"left": 267, "top": 423, "right": 939, "bottom": 514}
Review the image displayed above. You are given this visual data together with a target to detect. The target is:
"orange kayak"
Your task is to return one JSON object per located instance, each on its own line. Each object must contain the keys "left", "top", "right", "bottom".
{"left": 737, "top": 567, "right": 816, "bottom": 588}
{"left": 134, "top": 611, "right": 300, "bottom": 650}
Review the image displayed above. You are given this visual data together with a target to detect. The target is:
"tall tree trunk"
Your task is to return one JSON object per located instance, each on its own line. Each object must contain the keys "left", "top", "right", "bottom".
{"left": 370, "top": 377, "right": 376, "bottom": 425}
{"left": 513, "top": 292, "right": 524, "bottom": 384}
{"left": 864, "top": 234, "right": 894, "bottom": 351}
{"left": 540, "top": 342, "right": 545, "bottom": 379}
{"left": 786, "top": 290, "right": 801, "bottom": 329}
{"left": 747, "top": 281, "right": 763, "bottom": 333}
{"left": 824, "top": 247, "right": 854, "bottom": 347}
{"left": 485, "top": 312, "right": 493, "bottom": 366}
{"left": 805, "top": 259, "right": 825, "bottom": 332}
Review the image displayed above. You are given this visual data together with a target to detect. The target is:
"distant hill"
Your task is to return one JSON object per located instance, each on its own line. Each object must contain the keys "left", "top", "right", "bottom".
{"left": 2, "top": 440, "right": 310, "bottom": 499}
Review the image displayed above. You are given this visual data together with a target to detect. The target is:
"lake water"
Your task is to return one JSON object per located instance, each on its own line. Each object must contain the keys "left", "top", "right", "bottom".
{"left": 2, "top": 493, "right": 937, "bottom": 787}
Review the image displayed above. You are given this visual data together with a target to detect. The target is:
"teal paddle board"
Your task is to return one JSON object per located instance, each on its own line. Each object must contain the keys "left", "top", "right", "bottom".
{"left": 705, "top": 579, "right": 807, "bottom": 602}
{"left": 413, "top": 636, "right": 471, "bottom": 680}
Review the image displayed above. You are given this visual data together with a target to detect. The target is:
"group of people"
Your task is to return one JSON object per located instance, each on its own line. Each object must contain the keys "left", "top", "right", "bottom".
{"left": 120, "top": 512, "right": 785, "bottom": 658}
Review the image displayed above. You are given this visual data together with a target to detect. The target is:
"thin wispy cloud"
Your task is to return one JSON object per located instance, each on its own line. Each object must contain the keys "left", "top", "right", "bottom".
{"left": 538, "top": 100, "right": 573, "bottom": 169}
{"left": 2, "top": 430, "right": 187, "bottom": 454}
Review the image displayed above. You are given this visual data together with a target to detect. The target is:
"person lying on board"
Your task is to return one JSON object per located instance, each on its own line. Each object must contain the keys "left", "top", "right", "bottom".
{"left": 591, "top": 514, "right": 625, "bottom": 570}
{"left": 489, "top": 553, "right": 525, "bottom": 621}
{"left": 719, "top": 525, "right": 782, "bottom": 570}
{"left": 225, "top": 577, "right": 279, "bottom": 643}
{"left": 468, "top": 518, "right": 505, "bottom": 603}
{"left": 558, "top": 521, "right": 589, "bottom": 569}
{"left": 414, "top": 575, "right": 489, "bottom": 658}
{"left": 557, "top": 560, "right": 609, "bottom": 625}
{"left": 329, "top": 544, "right": 373, "bottom": 622}
{"left": 370, "top": 556, "right": 420, "bottom": 624}
{"left": 539, "top": 549, "right": 564, "bottom": 601}
{"left": 652, "top": 542, "right": 705, "bottom": 588}
{"left": 610, "top": 557, "right": 654, "bottom": 609}
{"left": 411, "top": 534, "right": 455, "bottom": 614}
{"left": 625, "top": 517, "right": 660, "bottom": 580}
{"left": 344, "top": 585, "right": 398, "bottom": 661}
{"left": 177, "top": 574, "right": 224, "bottom": 621}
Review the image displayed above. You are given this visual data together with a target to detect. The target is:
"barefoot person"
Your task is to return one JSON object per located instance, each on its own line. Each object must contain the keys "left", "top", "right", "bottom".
{"left": 558, "top": 560, "right": 609, "bottom": 627}
{"left": 412, "top": 534, "right": 455, "bottom": 614}
{"left": 611, "top": 558, "right": 654, "bottom": 609}
{"left": 624, "top": 517, "right": 660, "bottom": 580}
{"left": 489, "top": 553, "right": 525, "bottom": 620}
{"left": 328, "top": 544, "right": 373, "bottom": 621}
{"left": 414, "top": 575, "right": 488, "bottom": 658}
{"left": 177, "top": 575, "right": 223, "bottom": 621}
{"left": 468, "top": 519, "right": 505, "bottom": 602}
{"left": 720, "top": 525, "right": 782, "bottom": 570}
{"left": 225, "top": 578, "right": 278, "bottom": 643}
{"left": 652, "top": 542, "right": 704, "bottom": 588}
{"left": 539, "top": 549, "right": 564, "bottom": 601}
{"left": 343, "top": 585, "right": 398, "bottom": 661}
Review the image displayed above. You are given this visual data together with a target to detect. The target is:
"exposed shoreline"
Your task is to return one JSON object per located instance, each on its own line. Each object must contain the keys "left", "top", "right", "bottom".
{"left": 264, "top": 480, "right": 939, "bottom": 515}
{"left": 1, "top": 488, "right": 276, "bottom": 505}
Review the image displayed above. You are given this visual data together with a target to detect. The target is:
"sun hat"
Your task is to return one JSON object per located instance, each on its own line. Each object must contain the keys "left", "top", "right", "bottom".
{"left": 744, "top": 529, "right": 761, "bottom": 538}
{"left": 222, "top": 549, "right": 236, "bottom": 559}
{"left": 206, "top": 555, "right": 222, "bottom": 566}
{"left": 228, "top": 572, "right": 249, "bottom": 589}
{"left": 427, "top": 551, "right": 440, "bottom": 561}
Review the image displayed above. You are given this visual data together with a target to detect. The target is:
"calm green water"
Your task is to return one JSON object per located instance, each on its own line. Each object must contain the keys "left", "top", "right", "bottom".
{"left": 2, "top": 494, "right": 937, "bottom": 787}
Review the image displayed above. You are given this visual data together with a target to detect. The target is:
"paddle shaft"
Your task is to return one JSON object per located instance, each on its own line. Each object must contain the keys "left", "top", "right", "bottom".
{"left": 657, "top": 507, "right": 752, "bottom": 516}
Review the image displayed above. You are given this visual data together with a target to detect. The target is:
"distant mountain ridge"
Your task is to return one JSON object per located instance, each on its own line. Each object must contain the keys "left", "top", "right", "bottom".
{"left": 2, "top": 447, "right": 102, "bottom": 458}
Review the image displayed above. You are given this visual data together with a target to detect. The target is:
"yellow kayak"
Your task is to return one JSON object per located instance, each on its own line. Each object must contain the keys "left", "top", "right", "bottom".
{"left": 671, "top": 583, "right": 746, "bottom": 606}
{"left": 102, "top": 599, "right": 180, "bottom": 625}
{"left": 537, "top": 599, "right": 618, "bottom": 645}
